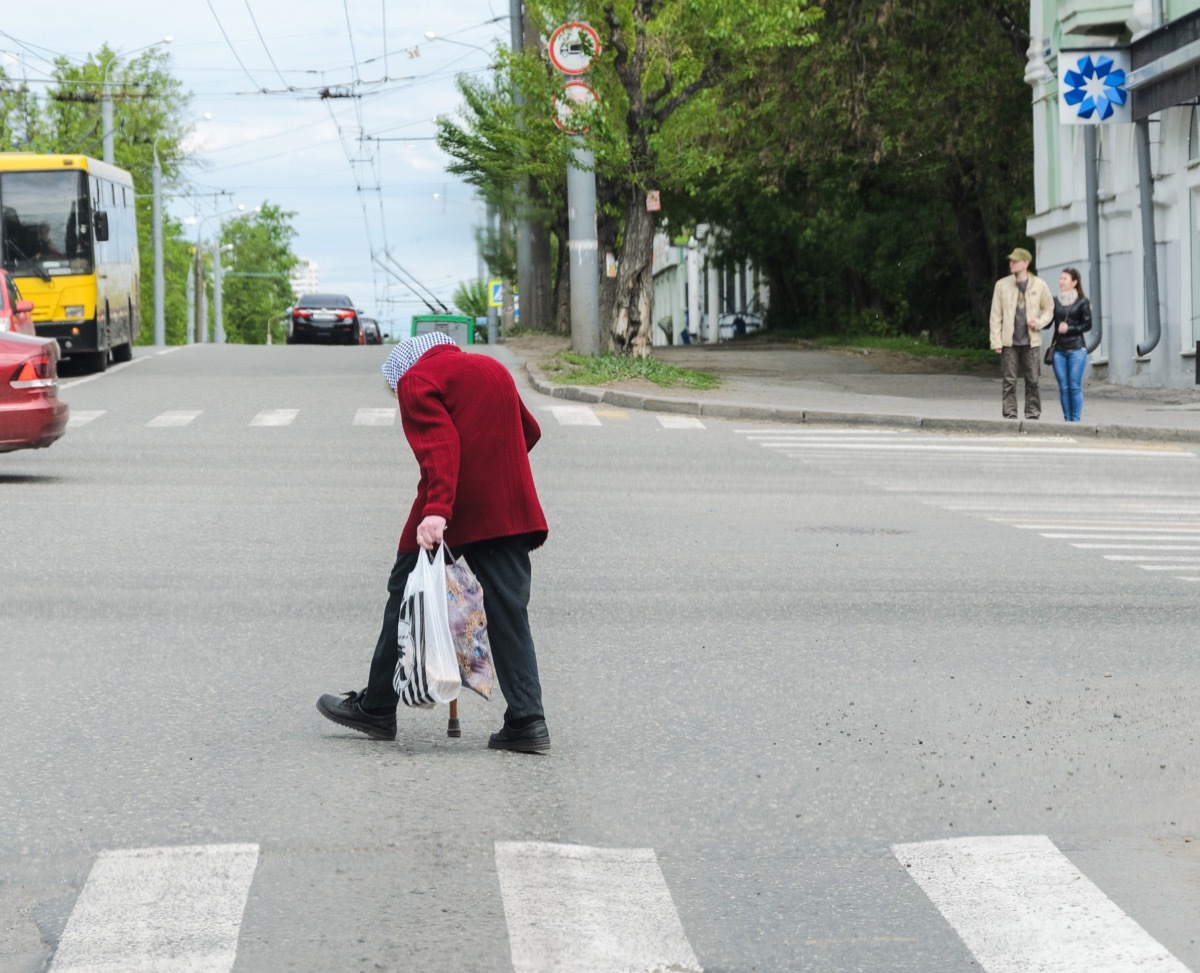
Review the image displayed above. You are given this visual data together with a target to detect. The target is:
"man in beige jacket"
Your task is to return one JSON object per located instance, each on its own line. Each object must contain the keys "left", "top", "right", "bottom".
{"left": 989, "top": 247, "right": 1054, "bottom": 419}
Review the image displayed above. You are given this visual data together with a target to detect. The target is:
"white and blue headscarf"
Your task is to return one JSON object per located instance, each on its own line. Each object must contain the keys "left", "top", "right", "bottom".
{"left": 382, "top": 332, "right": 457, "bottom": 390}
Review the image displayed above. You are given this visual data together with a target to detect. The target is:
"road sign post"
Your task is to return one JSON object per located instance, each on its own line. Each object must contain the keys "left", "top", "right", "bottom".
{"left": 549, "top": 22, "right": 603, "bottom": 357}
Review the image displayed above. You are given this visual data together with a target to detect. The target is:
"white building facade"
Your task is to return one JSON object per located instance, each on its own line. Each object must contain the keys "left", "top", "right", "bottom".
{"left": 289, "top": 258, "right": 319, "bottom": 299}
{"left": 1029, "top": 0, "right": 1200, "bottom": 387}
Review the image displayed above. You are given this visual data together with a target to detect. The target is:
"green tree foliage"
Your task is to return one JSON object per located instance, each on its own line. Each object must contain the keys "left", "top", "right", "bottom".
{"left": 440, "top": 0, "right": 822, "bottom": 353}
{"left": 669, "top": 0, "right": 1033, "bottom": 344}
{"left": 218, "top": 204, "right": 298, "bottom": 344}
{"left": 452, "top": 278, "right": 490, "bottom": 319}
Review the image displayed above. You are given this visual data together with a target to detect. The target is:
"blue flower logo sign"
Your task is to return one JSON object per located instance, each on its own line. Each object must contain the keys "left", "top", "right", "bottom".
{"left": 1063, "top": 55, "right": 1128, "bottom": 122}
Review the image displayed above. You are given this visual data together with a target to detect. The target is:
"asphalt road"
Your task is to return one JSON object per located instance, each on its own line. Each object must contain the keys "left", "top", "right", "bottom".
{"left": 1, "top": 344, "right": 1198, "bottom": 972}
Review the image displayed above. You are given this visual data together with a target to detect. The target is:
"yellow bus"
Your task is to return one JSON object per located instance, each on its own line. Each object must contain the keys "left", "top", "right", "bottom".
{"left": 0, "top": 153, "right": 140, "bottom": 372}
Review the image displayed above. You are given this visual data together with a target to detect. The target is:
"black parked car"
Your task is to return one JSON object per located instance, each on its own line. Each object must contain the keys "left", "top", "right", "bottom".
{"left": 360, "top": 317, "right": 382, "bottom": 345}
{"left": 287, "top": 294, "right": 361, "bottom": 345}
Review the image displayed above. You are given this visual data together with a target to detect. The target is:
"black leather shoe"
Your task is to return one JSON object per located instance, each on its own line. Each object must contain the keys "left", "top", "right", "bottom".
{"left": 488, "top": 719, "right": 550, "bottom": 753}
{"left": 316, "top": 689, "right": 396, "bottom": 741}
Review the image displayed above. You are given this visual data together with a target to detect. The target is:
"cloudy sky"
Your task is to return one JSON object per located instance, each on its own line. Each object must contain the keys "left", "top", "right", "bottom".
{"left": 1, "top": 0, "right": 510, "bottom": 332}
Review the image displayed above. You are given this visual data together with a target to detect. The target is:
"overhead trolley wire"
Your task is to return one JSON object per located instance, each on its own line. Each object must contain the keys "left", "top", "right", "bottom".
{"left": 242, "top": 0, "right": 292, "bottom": 90}
{"left": 205, "top": 0, "right": 266, "bottom": 92}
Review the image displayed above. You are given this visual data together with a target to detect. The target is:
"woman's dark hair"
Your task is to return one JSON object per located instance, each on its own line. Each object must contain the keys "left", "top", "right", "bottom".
{"left": 1062, "top": 267, "right": 1086, "bottom": 298}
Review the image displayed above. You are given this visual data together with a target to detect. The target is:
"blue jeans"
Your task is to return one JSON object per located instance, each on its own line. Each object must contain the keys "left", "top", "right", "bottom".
{"left": 1052, "top": 347, "right": 1087, "bottom": 421}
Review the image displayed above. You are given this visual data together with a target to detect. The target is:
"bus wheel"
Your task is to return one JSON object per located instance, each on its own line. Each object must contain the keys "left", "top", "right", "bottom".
{"left": 112, "top": 342, "right": 133, "bottom": 364}
{"left": 83, "top": 350, "right": 109, "bottom": 373}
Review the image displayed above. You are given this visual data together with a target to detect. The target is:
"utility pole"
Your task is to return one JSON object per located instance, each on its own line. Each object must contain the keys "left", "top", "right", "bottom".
{"left": 567, "top": 142, "right": 600, "bottom": 355}
{"left": 212, "top": 239, "right": 225, "bottom": 344}
{"left": 152, "top": 142, "right": 165, "bottom": 345}
{"left": 101, "top": 88, "right": 114, "bottom": 163}
{"left": 510, "top": 0, "right": 534, "bottom": 330}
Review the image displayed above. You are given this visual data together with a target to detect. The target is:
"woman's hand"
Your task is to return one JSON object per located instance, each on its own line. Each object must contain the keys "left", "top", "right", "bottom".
{"left": 416, "top": 515, "right": 447, "bottom": 550}
{"left": 1058, "top": 323, "right": 1068, "bottom": 334}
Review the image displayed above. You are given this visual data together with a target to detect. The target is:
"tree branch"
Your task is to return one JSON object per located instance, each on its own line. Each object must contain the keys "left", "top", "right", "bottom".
{"left": 647, "top": 65, "right": 674, "bottom": 109}
{"left": 604, "top": 5, "right": 628, "bottom": 75}
{"left": 979, "top": 0, "right": 1032, "bottom": 61}
{"left": 652, "top": 54, "right": 722, "bottom": 125}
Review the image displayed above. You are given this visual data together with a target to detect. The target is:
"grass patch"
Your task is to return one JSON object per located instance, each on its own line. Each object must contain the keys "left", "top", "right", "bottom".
{"left": 542, "top": 351, "right": 720, "bottom": 389}
{"left": 816, "top": 334, "right": 996, "bottom": 368}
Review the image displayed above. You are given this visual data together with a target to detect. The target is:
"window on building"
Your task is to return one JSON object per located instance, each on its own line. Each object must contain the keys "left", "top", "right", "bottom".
{"left": 1189, "top": 107, "right": 1200, "bottom": 163}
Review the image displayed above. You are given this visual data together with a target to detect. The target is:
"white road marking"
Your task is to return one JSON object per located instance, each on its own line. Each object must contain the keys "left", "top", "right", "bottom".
{"left": 1014, "top": 524, "right": 1200, "bottom": 533}
{"left": 353, "top": 407, "right": 396, "bottom": 426}
{"left": 740, "top": 428, "right": 904, "bottom": 437}
{"left": 49, "top": 843, "right": 259, "bottom": 973}
{"left": 146, "top": 410, "right": 202, "bottom": 428}
{"left": 249, "top": 408, "right": 299, "bottom": 427}
{"left": 657, "top": 414, "right": 705, "bottom": 429}
{"left": 547, "top": 405, "right": 601, "bottom": 426}
{"left": 778, "top": 442, "right": 1192, "bottom": 456}
{"left": 495, "top": 841, "right": 702, "bottom": 973}
{"left": 1104, "top": 555, "right": 1200, "bottom": 562}
{"left": 58, "top": 347, "right": 186, "bottom": 390}
{"left": 1136, "top": 564, "right": 1200, "bottom": 571}
{"left": 67, "top": 410, "right": 106, "bottom": 427}
{"left": 1071, "top": 543, "right": 1200, "bottom": 551}
{"left": 893, "top": 835, "right": 1190, "bottom": 973}
{"left": 1039, "top": 533, "right": 1200, "bottom": 542}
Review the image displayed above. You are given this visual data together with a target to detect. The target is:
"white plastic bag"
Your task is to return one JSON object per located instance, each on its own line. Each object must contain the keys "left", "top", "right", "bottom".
{"left": 393, "top": 543, "right": 462, "bottom": 707}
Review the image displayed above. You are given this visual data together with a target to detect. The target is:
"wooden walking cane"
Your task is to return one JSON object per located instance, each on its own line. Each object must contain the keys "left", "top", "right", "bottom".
{"left": 447, "top": 699, "right": 461, "bottom": 737}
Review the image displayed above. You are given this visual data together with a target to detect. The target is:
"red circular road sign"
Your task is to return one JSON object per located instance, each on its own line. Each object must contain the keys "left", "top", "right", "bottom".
{"left": 548, "top": 22, "right": 601, "bottom": 76}
{"left": 553, "top": 81, "right": 600, "bottom": 133}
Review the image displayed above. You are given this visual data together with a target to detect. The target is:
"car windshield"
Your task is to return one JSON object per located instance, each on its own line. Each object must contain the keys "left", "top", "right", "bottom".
{"left": 0, "top": 171, "right": 93, "bottom": 280}
{"left": 298, "top": 294, "right": 352, "bottom": 308}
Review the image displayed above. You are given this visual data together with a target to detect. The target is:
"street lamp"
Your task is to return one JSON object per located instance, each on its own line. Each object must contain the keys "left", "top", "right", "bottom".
{"left": 422, "top": 31, "right": 494, "bottom": 58}
{"left": 101, "top": 36, "right": 173, "bottom": 164}
{"left": 152, "top": 112, "right": 211, "bottom": 346}
{"left": 188, "top": 204, "right": 260, "bottom": 344}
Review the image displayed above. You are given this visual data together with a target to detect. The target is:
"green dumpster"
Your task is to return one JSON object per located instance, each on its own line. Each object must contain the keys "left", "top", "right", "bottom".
{"left": 410, "top": 314, "right": 479, "bottom": 346}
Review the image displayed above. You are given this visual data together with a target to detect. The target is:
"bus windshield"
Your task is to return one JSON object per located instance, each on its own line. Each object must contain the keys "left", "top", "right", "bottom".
{"left": 0, "top": 170, "right": 93, "bottom": 280}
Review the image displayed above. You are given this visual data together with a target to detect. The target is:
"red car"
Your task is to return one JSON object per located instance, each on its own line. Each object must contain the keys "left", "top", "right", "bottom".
{"left": 0, "top": 269, "right": 36, "bottom": 336}
{"left": 0, "top": 331, "right": 69, "bottom": 453}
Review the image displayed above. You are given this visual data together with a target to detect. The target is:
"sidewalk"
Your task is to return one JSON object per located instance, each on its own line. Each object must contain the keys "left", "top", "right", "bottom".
{"left": 501, "top": 336, "right": 1200, "bottom": 445}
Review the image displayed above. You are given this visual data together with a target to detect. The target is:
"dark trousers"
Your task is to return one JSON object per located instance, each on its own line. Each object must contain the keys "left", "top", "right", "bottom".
{"left": 1000, "top": 345, "right": 1041, "bottom": 419}
{"left": 363, "top": 535, "right": 544, "bottom": 725}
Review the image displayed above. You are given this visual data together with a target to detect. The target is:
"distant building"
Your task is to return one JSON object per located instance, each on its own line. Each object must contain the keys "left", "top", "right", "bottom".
{"left": 290, "top": 258, "right": 319, "bottom": 299}
{"left": 1029, "top": 1, "right": 1200, "bottom": 387}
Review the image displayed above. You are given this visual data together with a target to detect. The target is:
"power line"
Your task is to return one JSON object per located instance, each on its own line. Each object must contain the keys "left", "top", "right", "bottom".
{"left": 342, "top": 0, "right": 361, "bottom": 84}
{"left": 204, "top": 0, "right": 265, "bottom": 92}
{"left": 242, "top": 0, "right": 291, "bottom": 90}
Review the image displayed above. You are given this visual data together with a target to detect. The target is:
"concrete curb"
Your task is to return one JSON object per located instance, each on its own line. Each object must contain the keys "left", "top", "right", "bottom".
{"left": 523, "top": 364, "right": 1200, "bottom": 445}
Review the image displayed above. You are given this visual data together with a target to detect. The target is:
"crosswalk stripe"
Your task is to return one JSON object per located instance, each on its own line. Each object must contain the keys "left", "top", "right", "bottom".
{"left": 1039, "top": 533, "right": 1200, "bottom": 541}
{"left": 495, "top": 841, "right": 701, "bottom": 973}
{"left": 353, "top": 407, "right": 396, "bottom": 426}
{"left": 1103, "top": 555, "right": 1200, "bottom": 561}
{"left": 1013, "top": 524, "right": 1200, "bottom": 533}
{"left": 775, "top": 442, "right": 1192, "bottom": 456}
{"left": 67, "top": 410, "right": 106, "bottom": 427}
{"left": 657, "top": 414, "right": 705, "bottom": 429}
{"left": 49, "top": 843, "right": 259, "bottom": 973}
{"left": 146, "top": 410, "right": 201, "bottom": 428}
{"left": 249, "top": 409, "right": 298, "bottom": 427}
{"left": 547, "top": 405, "right": 601, "bottom": 426}
{"left": 1071, "top": 543, "right": 1200, "bottom": 550}
{"left": 894, "top": 835, "right": 1189, "bottom": 973}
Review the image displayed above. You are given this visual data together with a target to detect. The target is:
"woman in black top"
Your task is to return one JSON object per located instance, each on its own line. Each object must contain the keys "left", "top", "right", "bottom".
{"left": 1048, "top": 267, "right": 1092, "bottom": 422}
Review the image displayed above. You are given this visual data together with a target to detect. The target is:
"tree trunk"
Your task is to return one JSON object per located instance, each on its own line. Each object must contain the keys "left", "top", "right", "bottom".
{"left": 609, "top": 193, "right": 656, "bottom": 357}
{"left": 946, "top": 170, "right": 994, "bottom": 328}
{"left": 529, "top": 211, "right": 553, "bottom": 332}
{"left": 552, "top": 218, "right": 571, "bottom": 335}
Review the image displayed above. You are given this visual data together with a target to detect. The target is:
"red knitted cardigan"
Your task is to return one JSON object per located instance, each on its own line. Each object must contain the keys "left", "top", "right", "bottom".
{"left": 396, "top": 345, "right": 548, "bottom": 554}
